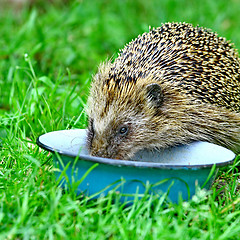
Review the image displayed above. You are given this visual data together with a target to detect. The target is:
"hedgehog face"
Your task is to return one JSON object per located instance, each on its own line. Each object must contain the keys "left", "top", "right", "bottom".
{"left": 86, "top": 78, "right": 191, "bottom": 160}
{"left": 86, "top": 71, "right": 173, "bottom": 159}
{"left": 86, "top": 96, "right": 148, "bottom": 159}
{"left": 86, "top": 116, "right": 139, "bottom": 159}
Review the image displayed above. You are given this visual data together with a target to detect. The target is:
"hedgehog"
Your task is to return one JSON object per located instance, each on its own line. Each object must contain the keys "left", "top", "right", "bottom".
{"left": 86, "top": 22, "right": 240, "bottom": 160}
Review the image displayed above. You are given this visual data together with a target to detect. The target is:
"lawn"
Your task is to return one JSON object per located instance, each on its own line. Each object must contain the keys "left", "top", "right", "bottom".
{"left": 1, "top": 0, "right": 240, "bottom": 239}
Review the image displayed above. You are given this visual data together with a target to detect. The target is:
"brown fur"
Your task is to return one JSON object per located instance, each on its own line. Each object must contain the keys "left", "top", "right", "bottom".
{"left": 87, "top": 22, "right": 240, "bottom": 159}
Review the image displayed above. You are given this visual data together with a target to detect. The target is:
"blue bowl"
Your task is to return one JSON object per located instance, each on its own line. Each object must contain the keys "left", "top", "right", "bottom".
{"left": 37, "top": 129, "right": 235, "bottom": 203}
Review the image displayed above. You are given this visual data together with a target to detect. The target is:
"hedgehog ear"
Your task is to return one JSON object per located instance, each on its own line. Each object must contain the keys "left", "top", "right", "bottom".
{"left": 146, "top": 83, "right": 163, "bottom": 107}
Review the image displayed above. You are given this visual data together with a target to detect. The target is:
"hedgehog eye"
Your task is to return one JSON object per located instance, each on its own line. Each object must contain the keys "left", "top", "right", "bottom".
{"left": 118, "top": 126, "right": 129, "bottom": 136}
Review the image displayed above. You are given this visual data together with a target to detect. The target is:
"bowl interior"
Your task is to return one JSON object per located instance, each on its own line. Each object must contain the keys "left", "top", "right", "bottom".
{"left": 37, "top": 129, "right": 235, "bottom": 167}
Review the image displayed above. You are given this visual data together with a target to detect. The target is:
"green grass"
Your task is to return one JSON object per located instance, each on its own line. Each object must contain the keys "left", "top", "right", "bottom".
{"left": 1, "top": 0, "right": 240, "bottom": 239}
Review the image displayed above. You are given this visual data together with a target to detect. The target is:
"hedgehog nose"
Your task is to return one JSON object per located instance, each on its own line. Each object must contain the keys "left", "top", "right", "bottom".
{"left": 95, "top": 150, "right": 105, "bottom": 157}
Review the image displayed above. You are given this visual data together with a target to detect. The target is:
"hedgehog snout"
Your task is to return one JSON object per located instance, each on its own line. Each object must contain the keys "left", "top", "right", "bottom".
{"left": 92, "top": 149, "right": 105, "bottom": 158}
{"left": 90, "top": 145, "right": 118, "bottom": 159}
{"left": 89, "top": 135, "right": 115, "bottom": 158}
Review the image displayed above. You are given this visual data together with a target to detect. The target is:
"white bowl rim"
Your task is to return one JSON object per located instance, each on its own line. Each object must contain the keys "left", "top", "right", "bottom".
{"left": 36, "top": 129, "right": 236, "bottom": 169}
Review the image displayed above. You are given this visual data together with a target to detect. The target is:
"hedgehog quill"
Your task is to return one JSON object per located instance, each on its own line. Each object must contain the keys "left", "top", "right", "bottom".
{"left": 86, "top": 22, "right": 240, "bottom": 160}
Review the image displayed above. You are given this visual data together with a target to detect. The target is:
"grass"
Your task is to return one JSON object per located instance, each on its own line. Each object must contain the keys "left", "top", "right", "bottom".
{"left": 1, "top": 0, "right": 240, "bottom": 239}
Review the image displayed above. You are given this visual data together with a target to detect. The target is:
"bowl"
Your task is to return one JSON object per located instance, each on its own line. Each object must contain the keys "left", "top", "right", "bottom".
{"left": 37, "top": 129, "right": 235, "bottom": 203}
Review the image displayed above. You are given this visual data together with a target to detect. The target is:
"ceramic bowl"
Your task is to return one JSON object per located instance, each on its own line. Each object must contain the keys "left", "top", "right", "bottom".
{"left": 37, "top": 129, "right": 235, "bottom": 203}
